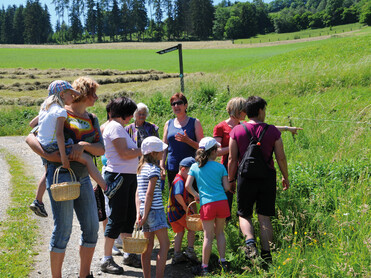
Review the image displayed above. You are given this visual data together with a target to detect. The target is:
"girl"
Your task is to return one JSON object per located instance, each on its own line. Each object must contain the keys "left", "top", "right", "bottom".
{"left": 35, "top": 80, "right": 122, "bottom": 199}
{"left": 185, "top": 137, "right": 230, "bottom": 276}
{"left": 136, "top": 136, "right": 170, "bottom": 278}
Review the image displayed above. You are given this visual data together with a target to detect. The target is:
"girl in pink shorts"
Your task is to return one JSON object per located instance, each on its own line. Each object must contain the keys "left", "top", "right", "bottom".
{"left": 185, "top": 137, "right": 230, "bottom": 275}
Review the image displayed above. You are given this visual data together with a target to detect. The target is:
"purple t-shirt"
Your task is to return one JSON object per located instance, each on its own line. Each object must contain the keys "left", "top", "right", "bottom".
{"left": 230, "top": 122, "right": 281, "bottom": 169}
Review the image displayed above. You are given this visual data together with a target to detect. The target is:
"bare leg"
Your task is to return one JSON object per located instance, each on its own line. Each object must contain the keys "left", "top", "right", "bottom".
{"left": 104, "top": 236, "right": 115, "bottom": 257}
{"left": 35, "top": 168, "right": 47, "bottom": 203}
{"left": 214, "top": 218, "right": 226, "bottom": 259}
{"left": 75, "top": 153, "right": 107, "bottom": 191}
{"left": 187, "top": 230, "right": 196, "bottom": 248}
{"left": 239, "top": 216, "right": 255, "bottom": 240}
{"left": 79, "top": 246, "right": 95, "bottom": 277}
{"left": 201, "top": 219, "right": 215, "bottom": 265}
{"left": 50, "top": 251, "right": 65, "bottom": 278}
{"left": 258, "top": 214, "right": 273, "bottom": 251}
{"left": 154, "top": 228, "right": 170, "bottom": 278}
{"left": 174, "top": 230, "right": 184, "bottom": 253}
{"left": 142, "top": 232, "right": 154, "bottom": 278}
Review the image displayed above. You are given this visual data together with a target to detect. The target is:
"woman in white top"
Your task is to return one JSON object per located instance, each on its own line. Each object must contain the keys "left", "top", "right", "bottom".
{"left": 100, "top": 97, "right": 142, "bottom": 275}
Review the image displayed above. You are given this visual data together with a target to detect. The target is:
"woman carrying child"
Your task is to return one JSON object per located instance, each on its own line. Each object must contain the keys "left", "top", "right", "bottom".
{"left": 185, "top": 137, "right": 230, "bottom": 276}
{"left": 136, "top": 136, "right": 170, "bottom": 278}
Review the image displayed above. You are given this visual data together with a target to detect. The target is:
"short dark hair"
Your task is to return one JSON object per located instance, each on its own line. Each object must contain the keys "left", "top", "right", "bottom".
{"left": 170, "top": 92, "right": 188, "bottom": 105}
{"left": 246, "top": 96, "right": 267, "bottom": 118}
{"left": 110, "top": 97, "right": 137, "bottom": 120}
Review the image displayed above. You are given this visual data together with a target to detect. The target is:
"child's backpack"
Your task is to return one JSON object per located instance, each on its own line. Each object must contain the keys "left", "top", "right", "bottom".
{"left": 238, "top": 124, "right": 270, "bottom": 180}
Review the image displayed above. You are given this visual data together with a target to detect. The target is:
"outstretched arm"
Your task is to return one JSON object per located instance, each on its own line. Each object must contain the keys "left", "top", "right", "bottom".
{"left": 276, "top": 126, "right": 303, "bottom": 135}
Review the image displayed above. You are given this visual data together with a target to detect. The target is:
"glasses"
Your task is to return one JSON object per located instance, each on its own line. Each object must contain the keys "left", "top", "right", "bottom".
{"left": 171, "top": 100, "right": 184, "bottom": 106}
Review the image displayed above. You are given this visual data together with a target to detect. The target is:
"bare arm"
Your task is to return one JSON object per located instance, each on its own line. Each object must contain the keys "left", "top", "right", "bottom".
{"left": 160, "top": 121, "right": 169, "bottom": 178}
{"left": 185, "top": 175, "right": 199, "bottom": 202}
{"left": 215, "top": 136, "right": 229, "bottom": 157}
{"left": 274, "top": 138, "right": 289, "bottom": 190}
{"left": 227, "top": 138, "right": 239, "bottom": 193}
{"left": 175, "top": 194, "right": 188, "bottom": 212}
{"left": 56, "top": 117, "right": 69, "bottom": 169}
{"left": 139, "top": 176, "right": 157, "bottom": 226}
{"left": 222, "top": 175, "right": 230, "bottom": 192}
{"left": 25, "top": 133, "right": 61, "bottom": 162}
{"left": 29, "top": 115, "right": 39, "bottom": 128}
{"left": 112, "top": 137, "right": 142, "bottom": 160}
{"left": 276, "top": 126, "right": 303, "bottom": 135}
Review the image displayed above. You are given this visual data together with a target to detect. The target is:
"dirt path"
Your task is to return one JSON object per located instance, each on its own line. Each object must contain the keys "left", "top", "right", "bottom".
{"left": 0, "top": 136, "right": 195, "bottom": 278}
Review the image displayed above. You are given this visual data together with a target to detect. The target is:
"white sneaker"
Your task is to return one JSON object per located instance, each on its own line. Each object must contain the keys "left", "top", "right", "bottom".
{"left": 114, "top": 237, "right": 123, "bottom": 249}
{"left": 112, "top": 245, "right": 122, "bottom": 256}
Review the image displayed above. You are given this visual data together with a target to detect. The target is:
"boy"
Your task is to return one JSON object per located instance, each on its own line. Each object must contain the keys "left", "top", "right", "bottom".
{"left": 167, "top": 157, "right": 198, "bottom": 264}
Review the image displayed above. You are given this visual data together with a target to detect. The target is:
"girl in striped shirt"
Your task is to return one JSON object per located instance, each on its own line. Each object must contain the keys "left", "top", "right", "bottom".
{"left": 136, "top": 136, "right": 170, "bottom": 278}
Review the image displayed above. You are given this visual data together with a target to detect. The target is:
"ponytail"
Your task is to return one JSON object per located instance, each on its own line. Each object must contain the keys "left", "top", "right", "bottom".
{"left": 195, "top": 145, "right": 217, "bottom": 168}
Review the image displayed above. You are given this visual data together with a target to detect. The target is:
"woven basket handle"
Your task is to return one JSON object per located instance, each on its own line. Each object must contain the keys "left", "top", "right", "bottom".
{"left": 53, "top": 166, "right": 77, "bottom": 185}
{"left": 133, "top": 224, "right": 140, "bottom": 239}
{"left": 186, "top": 200, "right": 197, "bottom": 216}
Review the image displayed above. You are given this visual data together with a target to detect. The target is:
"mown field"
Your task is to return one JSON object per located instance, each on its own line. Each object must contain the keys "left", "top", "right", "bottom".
{"left": 0, "top": 26, "right": 370, "bottom": 277}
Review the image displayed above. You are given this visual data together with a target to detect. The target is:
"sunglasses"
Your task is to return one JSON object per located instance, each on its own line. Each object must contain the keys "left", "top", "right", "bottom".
{"left": 171, "top": 100, "right": 184, "bottom": 106}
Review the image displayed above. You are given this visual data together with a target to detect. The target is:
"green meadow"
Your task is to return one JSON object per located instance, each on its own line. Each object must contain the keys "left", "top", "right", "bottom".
{"left": 0, "top": 26, "right": 370, "bottom": 276}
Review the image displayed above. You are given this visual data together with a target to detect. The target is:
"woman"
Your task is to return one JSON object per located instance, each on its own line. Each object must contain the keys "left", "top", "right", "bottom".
{"left": 25, "top": 76, "right": 103, "bottom": 278}
{"left": 214, "top": 97, "right": 302, "bottom": 221}
{"left": 161, "top": 92, "right": 204, "bottom": 187}
{"left": 125, "top": 102, "right": 159, "bottom": 148}
{"left": 100, "top": 96, "right": 142, "bottom": 275}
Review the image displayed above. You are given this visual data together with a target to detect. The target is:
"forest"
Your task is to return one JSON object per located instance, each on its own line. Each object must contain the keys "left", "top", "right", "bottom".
{"left": 0, "top": 0, "right": 370, "bottom": 44}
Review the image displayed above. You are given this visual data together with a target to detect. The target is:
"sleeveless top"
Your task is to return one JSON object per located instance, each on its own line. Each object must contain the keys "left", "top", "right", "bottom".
{"left": 166, "top": 117, "right": 196, "bottom": 172}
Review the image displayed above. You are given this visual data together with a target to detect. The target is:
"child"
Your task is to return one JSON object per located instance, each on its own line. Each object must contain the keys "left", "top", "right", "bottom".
{"left": 136, "top": 136, "right": 170, "bottom": 278}
{"left": 167, "top": 156, "right": 198, "bottom": 264}
{"left": 185, "top": 137, "right": 230, "bottom": 276}
{"left": 32, "top": 80, "right": 122, "bottom": 206}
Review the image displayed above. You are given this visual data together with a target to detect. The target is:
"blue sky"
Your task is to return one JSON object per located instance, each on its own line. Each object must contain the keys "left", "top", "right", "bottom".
{"left": 2, "top": 0, "right": 256, "bottom": 30}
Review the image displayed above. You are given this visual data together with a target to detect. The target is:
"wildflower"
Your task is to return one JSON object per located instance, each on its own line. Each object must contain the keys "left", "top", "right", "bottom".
{"left": 343, "top": 213, "right": 349, "bottom": 216}
{"left": 304, "top": 232, "right": 307, "bottom": 235}
{"left": 324, "top": 232, "right": 327, "bottom": 235}
{"left": 295, "top": 231, "right": 297, "bottom": 235}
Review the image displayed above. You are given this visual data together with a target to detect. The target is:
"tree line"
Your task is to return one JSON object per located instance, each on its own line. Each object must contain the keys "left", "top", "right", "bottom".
{"left": 0, "top": 0, "right": 370, "bottom": 44}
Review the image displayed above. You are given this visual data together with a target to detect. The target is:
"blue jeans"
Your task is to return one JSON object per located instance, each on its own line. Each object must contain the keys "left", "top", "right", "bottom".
{"left": 141, "top": 208, "right": 168, "bottom": 233}
{"left": 41, "top": 138, "right": 74, "bottom": 165}
{"left": 46, "top": 163, "right": 99, "bottom": 253}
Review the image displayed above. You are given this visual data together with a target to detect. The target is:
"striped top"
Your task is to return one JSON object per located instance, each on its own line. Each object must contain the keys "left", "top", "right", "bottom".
{"left": 137, "top": 163, "right": 164, "bottom": 211}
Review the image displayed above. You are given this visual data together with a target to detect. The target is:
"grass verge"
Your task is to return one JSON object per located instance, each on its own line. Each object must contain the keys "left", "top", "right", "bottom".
{"left": 0, "top": 149, "right": 38, "bottom": 277}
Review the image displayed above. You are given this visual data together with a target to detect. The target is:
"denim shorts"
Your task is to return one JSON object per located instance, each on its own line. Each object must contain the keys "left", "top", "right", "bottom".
{"left": 41, "top": 138, "right": 74, "bottom": 165}
{"left": 141, "top": 208, "right": 169, "bottom": 233}
{"left": 46, "top": 163, "right": 99, "bottom": 253}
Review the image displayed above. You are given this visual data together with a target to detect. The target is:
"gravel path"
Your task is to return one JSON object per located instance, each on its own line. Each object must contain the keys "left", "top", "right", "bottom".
{"left": 0, "top": 136, "right": 195, "bottom": 278}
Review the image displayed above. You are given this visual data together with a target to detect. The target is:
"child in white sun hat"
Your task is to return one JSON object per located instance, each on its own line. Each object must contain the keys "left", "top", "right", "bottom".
{"left": 185, "top": 137, "right": 231, "bottom": 275}
{"left": 136, "top": 136, "right": 170, "bottom": 278}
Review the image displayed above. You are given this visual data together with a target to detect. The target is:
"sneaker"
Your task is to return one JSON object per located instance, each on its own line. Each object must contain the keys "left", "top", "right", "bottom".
{"left": 30, "top": 199, "right": 48, "bottom": 217}
{"left": 114, "top": 237, "right": 123, "bottom": 249}
{"left": 220, "top": 260, "right": 230, "bottom": 272}
{"left": 184, "top": 247, "right": 198, "bottom": 262}
{"left": 123, "top": 253, "right": 141, "bottom": 268}
{"left": 112, "top": 245, "right": 122, "bottom": 256}
{"left": 243, "top": 242, "right": 258, "bottom": 259}
{"left": 172, "top": 252, "right": 188, "bottom": 264}
{"left": 192, "top": 265, "right": 209, "bottom": 276}
{"left": 104, "top": 176, "right": 124, "bottom": 199}
{"left": 100, "top": 257, "right": 123, "bottom": 274}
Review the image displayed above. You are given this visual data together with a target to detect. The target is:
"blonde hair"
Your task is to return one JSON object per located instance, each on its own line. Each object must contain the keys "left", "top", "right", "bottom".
{"left": 42, "top": 91, "right": 65, "bottom": 111}
{"left": 226, "top": 97, "right": 247, "bottom": 118}
{"left": 195, "top": 145, "right": 217, "bottom": 168}
{"left": 72, "top": 76, "right": 99, "bottom": 103}
{"left": 137, "top": 152, "right": 160, "bottom": 174}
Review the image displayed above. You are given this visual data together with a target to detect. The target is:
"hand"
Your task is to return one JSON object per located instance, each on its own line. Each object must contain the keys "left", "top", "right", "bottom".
{"left": 282, "top": 177, "right": 289, "bottom": 191}
{"left": 160, "top": 168, "right": 166, "bottom": 180}
{"left": 194, "top": 193, "right": 200, "bottom": 203}
{"left": 61, "top": 157, "right": 70, "bottom": 169}
{"left": 68, "top": 144, "right": 84, "bottom": 161}
{"left": 288, "top": 127, "right": 303, "bottom": 135}
{"left": 175, "top": 129, "right": 189, "bottom": 143}
{"left": 136, "top": 214, "right": 143, "bottom": 228}
{"left": 229, "top": 181, "right": 236, "bottom": 194}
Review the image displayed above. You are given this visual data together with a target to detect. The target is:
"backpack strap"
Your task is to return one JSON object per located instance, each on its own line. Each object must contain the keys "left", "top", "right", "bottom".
{"left": 242, "top": 123, "right": 252, "bottom": 140}
{"left": 258, "top": 124, "right": 269, "bottom": 142}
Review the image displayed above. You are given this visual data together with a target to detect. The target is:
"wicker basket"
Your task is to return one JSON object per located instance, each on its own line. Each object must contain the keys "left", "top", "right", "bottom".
{"left": 186, "top": 201, "right": 203, "bottom": 231}
{"left": 123, "top": 226, "right": 149, "bottom": 254}
{"left": 50, "top": 166, "right": 81, "bottom": 201}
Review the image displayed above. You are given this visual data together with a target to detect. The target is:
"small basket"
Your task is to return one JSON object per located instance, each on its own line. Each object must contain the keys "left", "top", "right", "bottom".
{"left": 123, "top": 226, "right": 149, "bottom": 254}
{"left": 50, "top": 166, "right": 81, "bottom": 201}
{"left": 186, "top": 201, "right": 203, "bottom": 231}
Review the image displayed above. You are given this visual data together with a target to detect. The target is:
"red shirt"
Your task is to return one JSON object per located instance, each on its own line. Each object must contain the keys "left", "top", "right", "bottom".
{"left": 213, "top": 121, "right": 235, "bottom": 166}
{"left": 230, "top": 122, "right": 281, "bottom": 169}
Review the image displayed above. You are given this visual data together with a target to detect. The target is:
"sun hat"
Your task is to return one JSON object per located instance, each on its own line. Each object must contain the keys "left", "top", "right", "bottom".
{"left": 199, "top": 137, "right": 221, "bottom": 151}
{"left": 179, "top": 157, "right": 196, "bottom": 168}
{"left": 48, "top": 80, "right": 81, "bottom": 96}
{"left": 141, "top": 136, "right": 168, "bottom": 155}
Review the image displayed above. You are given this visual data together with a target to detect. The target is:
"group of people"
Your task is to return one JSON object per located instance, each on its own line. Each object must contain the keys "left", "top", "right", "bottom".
{"left": 26, "top": 77, "right": 300, "bottom": 278}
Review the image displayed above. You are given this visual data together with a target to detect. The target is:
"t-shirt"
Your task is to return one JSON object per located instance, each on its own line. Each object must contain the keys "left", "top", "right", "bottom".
{"left": 103, "top": 120, "right": 138, "bottom": 174}
{"left": 125, "top": 121, "right": 159, "bottom": 148}
{"left": 166, "top": 117, "right": 197, "bottom": 172}
{"left": 213, "top": 121, "right": 236, "bottom": 167}
{"left": 188, "top": 161, "right": 228, "bottom": 207}
{"left": 137, "top": 163, "right": 163, "bottom": 211}
{"left": 230, "top": 122, "right": 281, "bottom": 169}
{"left": 167, "top": 174, "right": 188, "bottom": 222}
{"left": 37, "top": 103, "right": 67, "bottom": 146}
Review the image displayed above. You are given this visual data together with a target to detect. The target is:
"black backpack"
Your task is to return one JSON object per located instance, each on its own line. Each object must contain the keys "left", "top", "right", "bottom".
{"left": 238, "top": 124, "right": 270, "bottom": 180}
